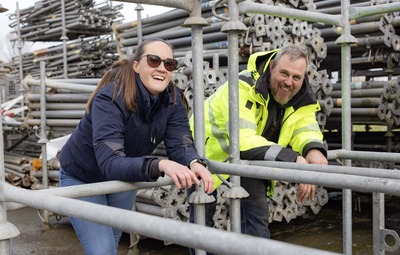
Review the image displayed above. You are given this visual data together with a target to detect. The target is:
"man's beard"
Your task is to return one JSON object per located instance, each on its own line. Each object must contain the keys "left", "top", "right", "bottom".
{"left": 272, "top": 91, "right": 292, "bottom": 106}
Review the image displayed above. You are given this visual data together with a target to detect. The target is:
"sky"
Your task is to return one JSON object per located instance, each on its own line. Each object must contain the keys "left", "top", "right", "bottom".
{"left": 0, "top": 0, "right": 172, "bottom": 61}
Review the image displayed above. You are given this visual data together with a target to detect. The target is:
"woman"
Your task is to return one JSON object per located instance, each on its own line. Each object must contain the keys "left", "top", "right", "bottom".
{"left": 59, "top": 38, "right": 214, "bottom": 255}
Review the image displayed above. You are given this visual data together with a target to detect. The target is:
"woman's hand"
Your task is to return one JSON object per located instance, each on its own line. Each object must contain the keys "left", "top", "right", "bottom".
{"left": 158, "top": 160, "right": 214, "bottom": 193}
{"left": 190, "top": 162, "right": 214, "bottom": 194}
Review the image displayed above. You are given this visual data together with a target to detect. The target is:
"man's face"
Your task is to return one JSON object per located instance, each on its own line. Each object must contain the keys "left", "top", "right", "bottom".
{"left": 269, "top": 54, "right": 307, "bottom": 105}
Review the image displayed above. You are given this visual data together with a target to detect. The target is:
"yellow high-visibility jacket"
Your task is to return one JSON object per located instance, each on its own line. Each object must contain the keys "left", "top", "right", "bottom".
{"left": 190, "top": 49, "right": 326, "bottom": 192}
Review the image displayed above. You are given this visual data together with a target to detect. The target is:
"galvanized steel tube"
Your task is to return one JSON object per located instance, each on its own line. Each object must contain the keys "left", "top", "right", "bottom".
{"left": 208, "top": 161, "right": 400, "bottom": 196}
{"left": 238, "top": 0, "right": 343, "bottom": 26}
{"left": 2, "top": 182, "right": 340, "bottom": 255}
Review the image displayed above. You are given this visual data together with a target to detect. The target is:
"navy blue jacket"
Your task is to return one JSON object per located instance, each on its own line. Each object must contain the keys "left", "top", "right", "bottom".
{"left": 59, "top": 77, "right": 202, "bottom": 183}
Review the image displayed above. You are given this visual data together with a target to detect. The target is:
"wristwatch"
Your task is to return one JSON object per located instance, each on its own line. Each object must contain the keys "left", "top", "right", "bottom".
{"left": 189, "top": 158, "right": 208, "bottom": 169}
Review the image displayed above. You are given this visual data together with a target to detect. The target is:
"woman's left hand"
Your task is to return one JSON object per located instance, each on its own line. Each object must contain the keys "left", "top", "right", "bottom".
{"left": 190, "top": 162, "right": 214, "bottom": 194}
{"left": 158, "top": 160, "right": 213, "bottom": 193}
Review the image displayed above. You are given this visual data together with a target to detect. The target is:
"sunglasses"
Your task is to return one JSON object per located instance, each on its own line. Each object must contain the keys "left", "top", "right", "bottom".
{"left": 140, "top": 54, "right": 178, "bottom": 72}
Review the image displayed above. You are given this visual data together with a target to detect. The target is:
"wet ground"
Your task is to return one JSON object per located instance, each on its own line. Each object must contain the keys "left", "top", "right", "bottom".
{"left": 7, "top": 192, "right": 400, "bottom": 255}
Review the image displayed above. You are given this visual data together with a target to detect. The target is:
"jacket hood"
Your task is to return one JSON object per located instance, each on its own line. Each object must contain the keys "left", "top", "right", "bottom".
{"left": 248, "top": 50, "right": 317, "bottom": 110}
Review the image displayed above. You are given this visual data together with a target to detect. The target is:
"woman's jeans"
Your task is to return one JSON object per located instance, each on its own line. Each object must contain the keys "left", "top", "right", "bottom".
{"left": 59, "top": 168, "right": 137, "bottom": 255}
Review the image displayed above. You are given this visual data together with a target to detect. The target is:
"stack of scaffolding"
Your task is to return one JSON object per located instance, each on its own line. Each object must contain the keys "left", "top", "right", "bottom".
{"left": 7, "top": 0, "right": 123, "bottom": 41}
{"left": 327, "top": 77, "right": 400, "bottom": 128}
{"left": 3, "top": 0, "right": 400, "bottom": 226}
{"left": 7, "top": 0, "right": 122, "bottom": 81}
{"left": 113, "top": 1, "right": 227, "bottom": 56}
{"left": 313, "top": 0, "right": 400, "bottom": 131}
{"left": 3, "top": 152, "right": 35, "bottom": 188}
{"left": 22, "top": 77, "right": 95, "bottom": 132}
{"left": 10, "top": 36, "right": 119, "bottom": 79}
{"left": 315, "top": 0, "right": 400, "bottom": 73}
{"left": 0, "top": 61, "right": 14, "bottom": 100}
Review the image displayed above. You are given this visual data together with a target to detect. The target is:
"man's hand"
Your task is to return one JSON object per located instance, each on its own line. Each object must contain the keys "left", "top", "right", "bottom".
{"left": 305, "top": 149, "right": 328, "bottom": 165}
{"left": 295, "top": 155, "right": 316, "bottom": 202}
{"left": 296, "top": 183, "right": 315, "bottom": 203}
{"left": 294, "top": 150, "right": 327, "bottom": 202}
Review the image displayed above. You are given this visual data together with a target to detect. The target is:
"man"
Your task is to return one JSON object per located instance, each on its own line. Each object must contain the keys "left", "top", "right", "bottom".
{"left": 190, "top": 44, "right": 328, "bottom": 241}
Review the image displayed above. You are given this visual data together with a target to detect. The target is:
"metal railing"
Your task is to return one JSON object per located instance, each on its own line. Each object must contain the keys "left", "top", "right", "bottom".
{"left": 0, "top": 180, "right": 341, "bottom": 255}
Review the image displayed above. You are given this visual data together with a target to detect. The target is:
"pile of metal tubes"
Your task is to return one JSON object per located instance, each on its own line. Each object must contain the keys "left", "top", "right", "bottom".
{"left": 0, "top": 61, "right": 13, "bottom": 77}
{"left": 314, "top": 0, "right": 400, "bottom": 74}
{"left": 9, "top": 35, "right": 119, "bottom": 79}
{"left": 0, "top": 61, "right": 14, "bottom": 100}
{"left": 8, "top": 0, "right": 123, "bottom": 42}
{"left": 113, "top": 1, "right": 228, "bottom": 56}
{"left": 3, "top": 152, "right": 35, "bottom": 188}
{"left": 22, "top": 77, "right": 96, "bottom": 134}
{"left": 326, "top": 76, "right": 400, "bottom": 129}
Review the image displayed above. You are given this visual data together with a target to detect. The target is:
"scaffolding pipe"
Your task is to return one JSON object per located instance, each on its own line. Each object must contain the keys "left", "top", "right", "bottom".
{"left": 39, "top": 61, "right": 50, "bottom": 223}
{"left": 135, "top": 4, "right": 143, "bottom": 44}
{"left": 225, "top": 0, "right": 247, "bottom": 235}
{"left": 61, "top": 0, "right": 68, "bottom": 78}
{"left": 24, "top": 119, "right": 81, "bottom": 127}
{"left": 111, "top": 0, "right": 194, "bottom": 12}
{"left": 0, "top": 73, "right": 20, "bottom": 254}
{"left": 328, "top": 149, "right": 400, "bottom": 163}
{"left": 208, "top": 161, "right": 400, "bottom": 196}
{"left": 16, "top": 2, "right": 24, "bottom": 119}
{"left": 27, "top": 103, "right": 86, "bottom": 110}
{"left": 1, "top": 182, "right": 340, "bottom": 255}
{"left": 24, "top": 78, "right": 96, "bottom": 92}
{"left": 335, "top": 0, "right": 358, "bottom": 252}
{"left": 26, "top": 93, "right": 90, "bottom": 102}
{"left": 238, "top": 0, "right": 343, "bottom": 26}
{"left": 249, "top": 159, "right": 400, "bottom": 179}
{"left": 114, "top": 8, "right": 189, "bottom": 32}
{"left": 350, "top": 2, "right": 400, "bottom": 20}
{"left": 186, "top": 2, "right": 210, "bottom": 254}
{"left": 6, "top": 178, "right": 174, "bottom": 211}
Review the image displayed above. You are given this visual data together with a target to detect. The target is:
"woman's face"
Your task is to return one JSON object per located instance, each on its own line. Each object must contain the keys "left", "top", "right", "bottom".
{"left": 133, "top": 41, "right": 175, "bottom": 96}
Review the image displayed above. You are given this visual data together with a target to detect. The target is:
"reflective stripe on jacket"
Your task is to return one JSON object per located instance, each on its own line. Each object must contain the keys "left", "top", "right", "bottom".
{"left": 191, "top": 49, "right": 325, "bottom": 192}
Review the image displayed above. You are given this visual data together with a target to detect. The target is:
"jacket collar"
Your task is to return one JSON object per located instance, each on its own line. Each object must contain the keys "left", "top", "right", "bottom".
{"left": 135, "top": 73, "right": 174, "bottom": 108}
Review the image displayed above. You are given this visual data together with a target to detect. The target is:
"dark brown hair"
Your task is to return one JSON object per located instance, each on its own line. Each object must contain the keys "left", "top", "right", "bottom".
{"left": 86, "top": 38, "right": 175, "bottom": 112}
